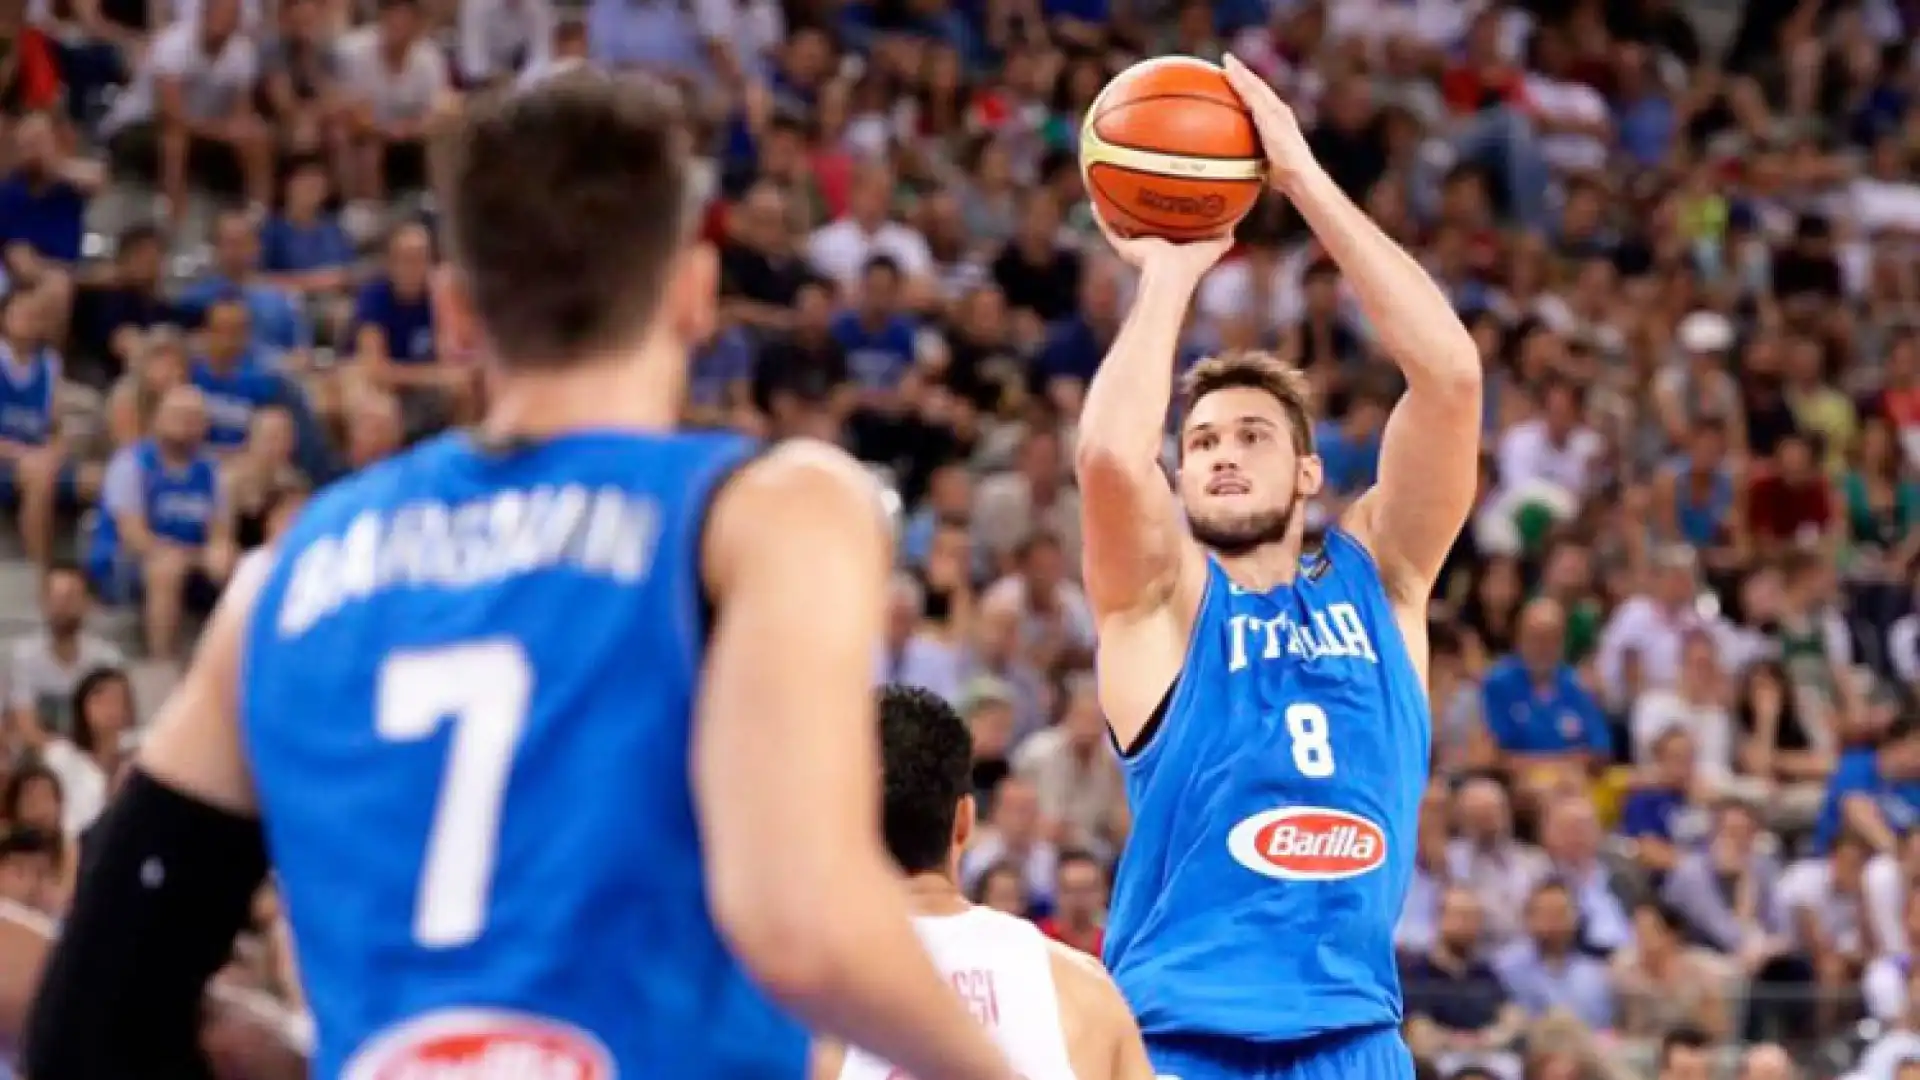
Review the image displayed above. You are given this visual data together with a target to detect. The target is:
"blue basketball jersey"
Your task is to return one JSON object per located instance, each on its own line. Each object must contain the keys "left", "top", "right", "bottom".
{"left": 240, "top": 430, "right": 812, "bottom": 1080}
{"left": 1104, "top": 528, "right": 1430, "bottom": 1045}
{"left": 191, "top": 361, "right": 279, "bottom": 450}
{"left": 0, "top": 344, "right": 58, "bottom": 446}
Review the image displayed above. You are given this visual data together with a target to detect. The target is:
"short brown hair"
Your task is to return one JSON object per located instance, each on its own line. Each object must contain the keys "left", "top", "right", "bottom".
{"left": 433, "top": 71, "right": 691, "bottom": 368}
{"left": 1180, "top": 351, "right": 1316, "bottom": 455}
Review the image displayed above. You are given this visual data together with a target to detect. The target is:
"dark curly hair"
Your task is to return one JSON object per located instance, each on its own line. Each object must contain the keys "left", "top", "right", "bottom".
{"left": 878, "top": 684, "right": 974, "bottom": 876}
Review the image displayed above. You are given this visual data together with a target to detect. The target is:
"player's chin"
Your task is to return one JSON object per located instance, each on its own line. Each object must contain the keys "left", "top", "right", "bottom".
{"left": 1186, "top": 503, "right": 1291, "bottom": 553}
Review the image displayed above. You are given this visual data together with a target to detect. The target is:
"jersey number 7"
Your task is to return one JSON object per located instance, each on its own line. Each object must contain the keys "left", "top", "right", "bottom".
{"left": 376, "top": 639, "right": 534, "bottom": 949}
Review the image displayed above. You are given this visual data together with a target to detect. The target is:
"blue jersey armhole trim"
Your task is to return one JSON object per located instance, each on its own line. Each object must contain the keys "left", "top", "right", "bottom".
{"left": 678, "top": 436, "right": 766, "bottom": 676}
{"left": 1113, "top": 560, "right": 1221, "bottom": 771}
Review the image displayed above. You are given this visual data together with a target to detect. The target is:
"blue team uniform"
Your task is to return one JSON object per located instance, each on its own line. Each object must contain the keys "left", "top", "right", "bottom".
{"left": 1106, "top": 528, "right": 1429, "bottom": 1080}
{"left": 85, "top": 439, "right": 221, "bottom": 600}
{"left": 239, "top": 430, "right": 811, "bottom": 1079}
{"left": 191, "top": 360, "right": 282, "bottom": 451}
{"left": 0, "top": 343, "right": 78, "bottom": 502}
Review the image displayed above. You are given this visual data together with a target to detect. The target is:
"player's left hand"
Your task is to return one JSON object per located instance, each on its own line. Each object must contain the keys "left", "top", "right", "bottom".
{"left": 1221, "top": 53, "right": 1316, "bottom": 194}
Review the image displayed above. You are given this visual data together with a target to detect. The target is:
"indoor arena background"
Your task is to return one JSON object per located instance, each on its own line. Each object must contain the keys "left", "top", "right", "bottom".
{"left": 2, "top": 0, "right": 1919, "bottom": 1077}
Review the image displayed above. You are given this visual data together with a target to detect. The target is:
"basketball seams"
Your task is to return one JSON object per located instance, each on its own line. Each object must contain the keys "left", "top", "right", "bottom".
{"left": 1077, "top": 54, "right": 1265, "bottom": 240}
{"left": 1089, "top": 96, "right": 1260, "bottom": 152}
{"left": 1084, "top": 167, "right": 1254, "bottom": 240}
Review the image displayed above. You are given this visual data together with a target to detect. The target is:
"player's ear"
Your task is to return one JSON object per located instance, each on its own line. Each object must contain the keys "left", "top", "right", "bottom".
{"left": 1296, "top": 453, "right": 1324, "bottom": 500}
{"left": 953, "top": 793, "right": 977, "bottom": 853}
{"left": 431, "top": 265, "right": 481, "bottom": 361}
{"left": 660, "top": 241, "right": 719, "bottom": 347}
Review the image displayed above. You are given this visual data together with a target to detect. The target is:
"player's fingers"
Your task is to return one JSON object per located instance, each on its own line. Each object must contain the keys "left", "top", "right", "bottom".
{"left": 1222, "top": 54, "right": 1288, "bottom": 147}
{"left": 1222, "top": 54, "right": 1279, "bottom": 114}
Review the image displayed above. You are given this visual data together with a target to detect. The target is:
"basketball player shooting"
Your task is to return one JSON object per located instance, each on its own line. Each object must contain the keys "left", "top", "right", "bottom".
{"left": 818, "top": 685, "right": 1155, "bottom": 1080}
{"left": 1075, "top": 56, "right": 1482, "bottom": 1080}
{"left": 23, "top": 73, "right": 1018, "bottom": 1080}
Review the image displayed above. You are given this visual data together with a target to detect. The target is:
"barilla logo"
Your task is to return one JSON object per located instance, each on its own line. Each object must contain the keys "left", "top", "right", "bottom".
{"left": 342, "top": 1009, "right": 615, "bottom": 1080}
{"left": 1226, "top": 806, "right": 1386, "bottom": 881}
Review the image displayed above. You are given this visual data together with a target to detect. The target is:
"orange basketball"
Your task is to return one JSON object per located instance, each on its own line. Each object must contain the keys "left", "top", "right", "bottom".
{"left": 1080, "top": 57, "right": 1266, "bottom": 242}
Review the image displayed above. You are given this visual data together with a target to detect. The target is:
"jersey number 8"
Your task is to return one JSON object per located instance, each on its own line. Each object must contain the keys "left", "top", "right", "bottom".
{"left": 376, "top": 639, "right": 534, "bottom": 949}
{"left": 1284, "top": 703, "right": 1336, "bottom": 779}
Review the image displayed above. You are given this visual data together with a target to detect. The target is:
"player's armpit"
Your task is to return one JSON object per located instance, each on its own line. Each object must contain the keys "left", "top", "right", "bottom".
{"left": 1340, "top": 379, "right": 1480, "bottom": 606}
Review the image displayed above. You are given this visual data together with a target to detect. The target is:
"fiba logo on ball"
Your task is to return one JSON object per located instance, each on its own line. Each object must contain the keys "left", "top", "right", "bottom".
{"left": 1136, "top": 189, "right": 1227, "bottom": 219}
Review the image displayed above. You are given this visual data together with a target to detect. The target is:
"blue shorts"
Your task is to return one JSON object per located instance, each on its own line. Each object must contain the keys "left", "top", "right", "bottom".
{"left": 1147, "top": 1025, "right": 1414, "bottom": 1080}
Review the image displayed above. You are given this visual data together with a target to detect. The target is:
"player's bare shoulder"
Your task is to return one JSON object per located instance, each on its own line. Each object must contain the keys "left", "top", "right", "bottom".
{"left": 704, "top": 439, "right": 891, "bottom": 577}
{"left": 1044, "top": 941, "right": 1154, "bottom": 1080}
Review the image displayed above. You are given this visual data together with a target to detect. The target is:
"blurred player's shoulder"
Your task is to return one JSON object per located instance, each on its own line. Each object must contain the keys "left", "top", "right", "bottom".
{"left": 1042, "top": 933, "right": 1153, "bottom": 1080}
{"left": 703, "top": 438, "right": 892, "bottom": 571}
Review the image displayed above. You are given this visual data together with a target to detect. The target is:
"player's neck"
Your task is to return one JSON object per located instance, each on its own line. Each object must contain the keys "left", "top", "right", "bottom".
{"left": 481, "top": 347, "right": 686, "bottom": 439}
{"left": 903, "top": 873, "right": 969, "bottom": 917}
{"left": 1213, "top": 537, "right": 1306, "bottom": 593}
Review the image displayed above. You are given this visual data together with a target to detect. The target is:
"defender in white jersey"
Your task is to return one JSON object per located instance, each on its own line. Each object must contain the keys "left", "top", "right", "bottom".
{"left": 819, "top": 686, "right": 1154, "bottom": 1080}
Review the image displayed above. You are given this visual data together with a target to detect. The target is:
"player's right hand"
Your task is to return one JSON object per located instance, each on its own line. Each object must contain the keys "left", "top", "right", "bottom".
{"left": 1090, "top": 204, "right": 1234, "bottom": 285}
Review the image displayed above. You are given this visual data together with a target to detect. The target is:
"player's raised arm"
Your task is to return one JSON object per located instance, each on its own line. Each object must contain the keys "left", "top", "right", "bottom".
{"left": 1074, "top": 228, "right": 1229, "bottom": 743}
{"left": 696, "top": 442, "right": 1017, "bottom": 1080}
{"left": 1224, "top": 55, "right": 1481, "bottom": 603}
{"left": 25, "top": 555, "right": 276, "bottom": 1079}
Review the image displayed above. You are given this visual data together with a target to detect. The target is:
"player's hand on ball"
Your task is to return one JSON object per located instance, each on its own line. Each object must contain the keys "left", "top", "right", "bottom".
{"left": 1091, "top": 203, "right": 1234, "bottom": 284}
{"left": 1222, "top": 53, "right": 1315, "bottom": 193}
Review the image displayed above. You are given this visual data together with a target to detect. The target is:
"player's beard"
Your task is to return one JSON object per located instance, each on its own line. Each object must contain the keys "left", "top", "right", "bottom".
{"left": 1187, "top": 493, "right": 1301, "bottom": 556}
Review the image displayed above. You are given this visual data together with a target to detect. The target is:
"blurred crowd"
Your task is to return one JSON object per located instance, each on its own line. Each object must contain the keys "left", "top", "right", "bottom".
{"left": 7, "top": 0, "right": 1920, "bottom": 1075}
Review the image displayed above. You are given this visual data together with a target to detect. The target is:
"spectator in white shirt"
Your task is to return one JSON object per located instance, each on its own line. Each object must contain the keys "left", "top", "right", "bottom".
{"left": 101, "top": 0, "right": 275, "bottom": 217}
{"left": 806, "top": 162, "right": 934, "bottom": 297}
{"left": 1864, "top": 888, "right": 1920, "bottom": 1022}
{"left": 336, "top": 0, "right": 449, "bottom": 205}
{"left": 457, "top": 0, "right": 553, "bottom": 86}
{"left": 1631, "top": 630, "right": 1747, "bottom": 797}
{"left": 36, "top": 668, "right": 136, "bottom": 837}
{"left": 1013, "top": 673, "right": 1126, "bottom": 860}
{"left": 1597, "top": 545, "right": 1738, "bottom": 710}
{"left": 1496, "top": 378, "right": 1604, "bottom": 502}
{"left": 5, "top": 563, "right": 123, "bottom": 745}
{"left": 1850, "top": 970, "right": 1920, "bottom": 1080}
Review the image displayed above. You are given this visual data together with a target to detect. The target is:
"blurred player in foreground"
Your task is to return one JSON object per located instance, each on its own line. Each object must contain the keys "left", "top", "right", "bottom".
{"left": 821, "top": 685, "right": 1154, "bottom": 1080}
{"left": 1073, "top": 56, "right": 1482, "bottom": 1080}
{"left": 24, "top": 72, "right": 1018, "bottom": 1080}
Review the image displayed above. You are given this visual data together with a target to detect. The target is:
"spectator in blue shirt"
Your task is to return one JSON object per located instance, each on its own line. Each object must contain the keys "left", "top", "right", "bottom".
{"left": 177, "top": 209, "right": 312, "bottom": 362}
{"left": 1482, "top": 598, "right": 1613, "bottom": 782}
{"left": 0, "top": 290, "right": 91, "bottom": 564}
{"left": 87, "top": 385, "right": 234, "bottom": 658}
{"left": 831, "top": 255, "right": 920, "bottom": 400}
{"left": 1034, "top": 262, "right": 1121, "bottom": 413}
{"left": 1492, "top": 879, "right": 1616, "bottom": 1029}
{"left": 1314, "top": 380, "right": 1390, "bottom": 497}
{"left": 1815, "top": 720, "right": 1920, "bottom": 855}
{"left": 351, "top": 223, "right": 471, "bottom": 439}
{"left": 0, "top": 113, "right": 100, "bottom": 266}
{"left": 189, "top": 297, "right": 282, "bottom": 452}
{"left": 260, "top": 159, "right": 355, "bottom": 297}
{"left": 1618, "top": 726, "right": 1701, "bottom": 881}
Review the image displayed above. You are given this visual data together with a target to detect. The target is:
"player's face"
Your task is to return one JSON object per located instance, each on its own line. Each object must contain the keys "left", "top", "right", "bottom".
{"left": 1178, "top": 387, "right": 1321, "bottom": 556}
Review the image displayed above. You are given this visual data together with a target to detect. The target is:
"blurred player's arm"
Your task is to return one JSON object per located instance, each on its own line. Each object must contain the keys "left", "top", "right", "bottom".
{"left": 1073, "top": 242, "right": 1221, "bottom": 748}
{"left": 24, "top": 556, "right": 274, "bottom": 1080}
{"left": 1047, "top": 941, "right": 1155, "bottom": 1080}
{"left": 696, "top": 442, "right": 1018, "bottom": 1080}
